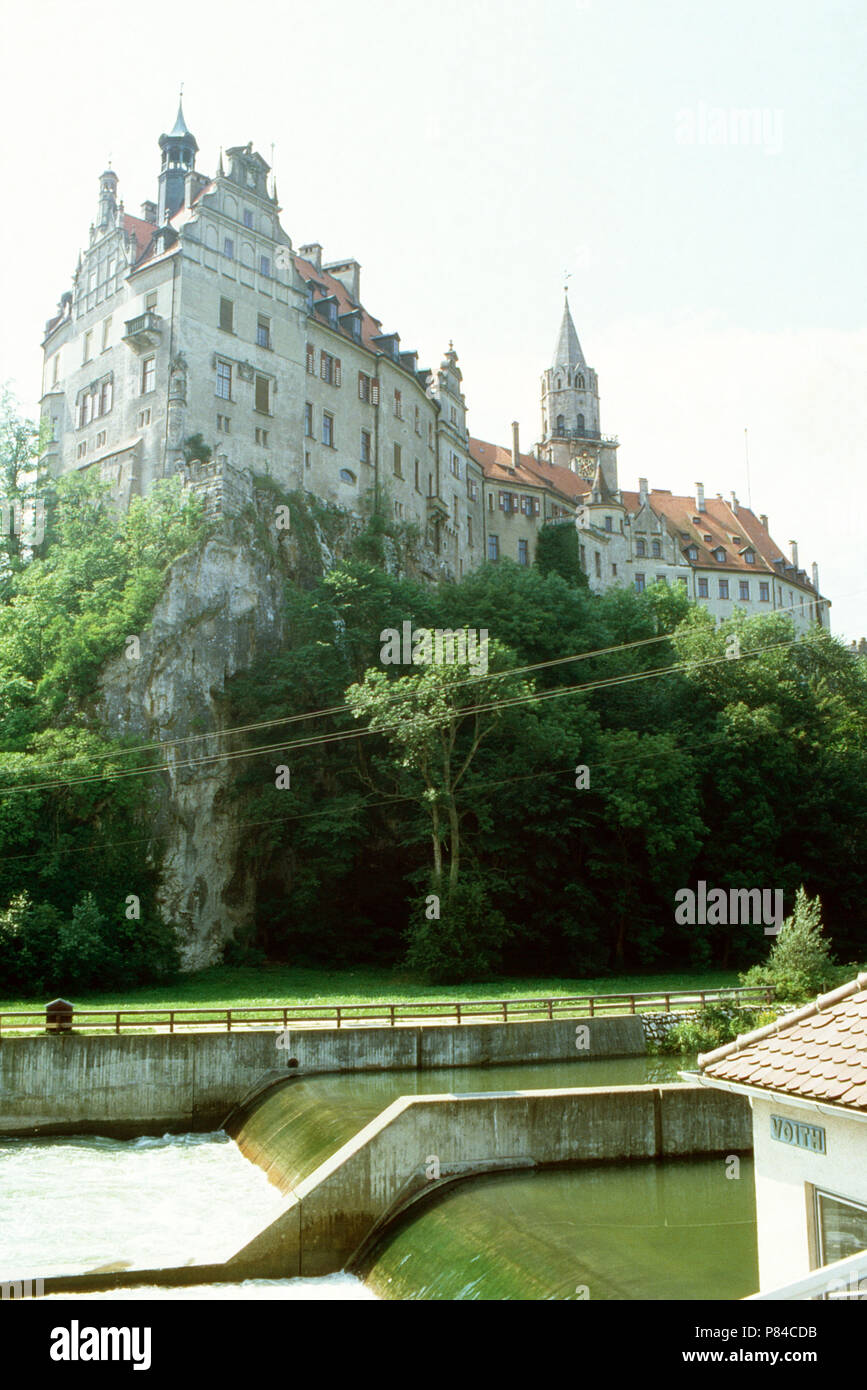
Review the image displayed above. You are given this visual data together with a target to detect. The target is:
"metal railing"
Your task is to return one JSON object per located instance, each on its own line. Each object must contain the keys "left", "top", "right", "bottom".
{"left": 745, "top": 1247, "right": 867, "bottom": 1300}
{"left": 0, "top": 985, "right": 773, "bottom": 1036}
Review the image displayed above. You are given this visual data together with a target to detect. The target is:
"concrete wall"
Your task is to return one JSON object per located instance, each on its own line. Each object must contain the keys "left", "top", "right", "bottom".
{"left": 229, "top": 1083, "right": 752, "bottom": 1278}
{"left": 0, "top": 1015, "right": 646, "bottom": 1136}
{"left": 751, "top": 1096, "right": 867, "bottom": 1292}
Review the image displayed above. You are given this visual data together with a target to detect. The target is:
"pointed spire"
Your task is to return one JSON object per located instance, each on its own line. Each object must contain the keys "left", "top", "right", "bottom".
{"left": 217, "top": 148, "right": 225, "bottom": 177}
{"left": 552, "top": 293, "right": 586, "bottom": 371}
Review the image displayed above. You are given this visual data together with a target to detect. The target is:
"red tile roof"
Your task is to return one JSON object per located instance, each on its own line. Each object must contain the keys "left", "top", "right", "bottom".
{"left": 293, "top": 254, "right": 385, "bottom": 354}
{"left": 469, "top": 437, "right": 589, "bottom": 505}
{"left": 698, "top": 974, "right": 867, "bottom": 1111}
{"left": 122, "top": 213, "right": 156, "bottom": 265}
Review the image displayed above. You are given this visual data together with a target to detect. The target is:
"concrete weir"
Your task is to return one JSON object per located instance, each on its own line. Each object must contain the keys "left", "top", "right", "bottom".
{"left": 0, "top": 1015, "right": 645, "bottom": 1136}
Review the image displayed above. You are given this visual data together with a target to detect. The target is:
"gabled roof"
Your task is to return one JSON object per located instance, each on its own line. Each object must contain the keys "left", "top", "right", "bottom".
{"left": 294, "top": 253, "right": 386, "bottom": 354}
{"left": 468, "top": 437, "right": 550, "bottom": 489}
{"left": 698, "top": 974, "right": 867, "bottom": 1111}
{"left": 552, "top": 295, "right": 586, "bottom": 371}
{"left": 122, "top": 213, "right": 156, "bottom": 265}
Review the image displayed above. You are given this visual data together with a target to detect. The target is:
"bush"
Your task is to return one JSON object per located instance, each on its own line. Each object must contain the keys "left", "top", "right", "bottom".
{"left": 651, "top": 1003, "right": 765, "bottom": 1056}
{"left": 0, "top": 890, "right": 180, "bottom": 994}
{"left": 739, "top": 886, "right": 836, "bottom": 1002}
{"left": 404, "top": 876, "right": 513, "bottom": 983}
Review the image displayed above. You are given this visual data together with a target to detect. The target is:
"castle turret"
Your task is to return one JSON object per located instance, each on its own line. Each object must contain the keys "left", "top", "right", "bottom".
{"left": 98, "top": 169, "right": 118, "bottom": 228}
{"left": 539, "top": 293, "right": 617, "bottom": 493}
{"left": 157, "top": 98, "right": 198, "bottom": 226}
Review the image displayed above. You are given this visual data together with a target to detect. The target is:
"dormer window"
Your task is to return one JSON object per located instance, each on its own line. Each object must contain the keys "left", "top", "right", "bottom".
{"left": 743, "top": 549, "right": 756, "bottom": 564}
{"left": 714, "top": 547, "right": 726, "bottom": 562}
{"left": 686, "top": 545, "right": 698, "bottom": 561}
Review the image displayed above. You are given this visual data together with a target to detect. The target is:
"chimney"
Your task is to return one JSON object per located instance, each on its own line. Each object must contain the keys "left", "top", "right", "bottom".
{"left": 811, "top": 561, "right": 819, "bottom": 591}
{"left": 730, "top": 491, "right": 738, "bottom": 513}
{"left": 789, "top": 539, "right": 799, "bottom": 569}
{"left": 141, "top": 200, "right": 157, "bottom": 225}
{"left": 759, "top": 513, "right": 768, "bottom": 530}
{"left": 299, "top": 243, "right": 323, "bottom": 272}
{"left": 638, "top": 477, "right": 649, "bottom": 506}
{"left": 695, "top": 482, "right": 705, "bottom": 513}
{"left": 511, "top": 421, "right": 520, "bottom": 470}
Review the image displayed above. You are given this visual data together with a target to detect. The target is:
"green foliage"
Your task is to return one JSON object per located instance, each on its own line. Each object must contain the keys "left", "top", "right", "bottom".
{"left": 740, "top": 887, "right": 837, "bottom": 1001}
{"left": 651, "top": 1003, "right": 763, "bottom": 1055}
{"left": 183, "top": 433, "right": 212, "bottom": 463}
{"left": 0, "top": 891, "right": 180, "bottom": 994}
{"left": 404, "top": 875, "right": 513, "bottom": 983}
{"left": 534, "top": 522, "right": 588, "bottom": 587}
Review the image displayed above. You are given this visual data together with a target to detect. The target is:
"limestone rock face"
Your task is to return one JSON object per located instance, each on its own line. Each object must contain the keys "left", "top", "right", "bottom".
{"left": 97, "top": 534, "right": 287, "bottom": 969}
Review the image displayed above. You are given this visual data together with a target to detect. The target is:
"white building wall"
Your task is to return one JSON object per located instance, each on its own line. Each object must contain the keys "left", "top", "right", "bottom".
{"left": 750, "top": 1095, "right": 867, "bottom": 1292}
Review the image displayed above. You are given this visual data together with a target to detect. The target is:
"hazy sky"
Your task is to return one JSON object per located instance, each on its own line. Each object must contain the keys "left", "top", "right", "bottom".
{"left": 1, "top": 0, "right": 864, "bottom": 638}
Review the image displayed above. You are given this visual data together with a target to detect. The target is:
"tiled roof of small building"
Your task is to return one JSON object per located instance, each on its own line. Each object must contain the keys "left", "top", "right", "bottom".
{"left": 698, "top": 974, "right": 867, "bottom": 1111}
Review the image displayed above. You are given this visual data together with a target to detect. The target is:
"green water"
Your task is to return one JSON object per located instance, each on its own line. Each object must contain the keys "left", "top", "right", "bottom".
{"left": 227, "top": 1055, "right": 692, "bottom": 1194}
{"left": 358, "top": 1157, "right": 758, "bottom": 1301}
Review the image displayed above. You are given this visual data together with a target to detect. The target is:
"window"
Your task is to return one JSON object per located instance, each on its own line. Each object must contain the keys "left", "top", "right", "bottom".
{"left": 415, "top": 405, "right": 421, "bottom": 435}
{"left": 686, "top": 545, "right": 698, "bottom": 561}
{"left": 604, "top": 515, "right": 613, "bottom": 532}
{"left": 138, "top": 408, "right": 151, "bottom": 428}
{"left": 518, "top": 539, "right": 528, "bottom": 566}
{"left": 814, "top": 1189, "right": 867, "bottom": 1269}
{"left": 467, "top": 478, "right": 479, "bottom": 501}
{"left": 304, "top": 403, "right": 313, "bottom": 437}
{"left": 393, "top": 389, "right": 402, "bottom": 419}
{"left": 254, "top": 374, "right": 271, "bottom": 414}
{"left": 255, "top": 427, "right": 269, "bottom": 446}
{"left": 306, "top": 344, "right": 315, "bottom": 374}
{"left": 259, "top": 255, "right": 271, "bottom": 278}
{"left": 718, "top": 579, "right": 729, "bottom": 599}
{"left": 99, "top": 378, "right": 112, "bottom": 415}
{"left": 611, "top": 563, "right": 617, "bottom": 576}
{"left": 739, "top": 580, "right": 750, "bottom": 601}
{"left": 219, "top": 297, "right": 234, "bottom": 332}
{"left": 95, "top": 430, "right": 106, "bottom": 448}
{"left": 759, "top": 581, "right": 770, "bottom": 602}
{"left": 360, "top": 430, "right": 371, "bottom": 464}
{"left": 744, "top": 549, "right": 755, "bottom": 564}
{"left": 451, "top": 453, "right": 462, "bottom": 478}
{"left": 467, "top": 515, "right": 473, "bottom": 546}
{"left": 414, "top": 459, "right": 420, "bottom": 492}
{"left": 77, "top": 441, "right": 87, "bottom": 459}
{"left": 651, "top": 539, "right": 661, "bottom": 558}
{"left": 101, "top": 317, "right": 112, "bottom": 351}
{"left": 145, "top": 292, "right": 157, "bottom": 313}
{"left": 322, "top": 412, "right": 334, "bottom": 447}
{"left": 576, "top": 413, "right": 585, "bottom": 432}
{"left": 453, "top": 496, "right": 459, "bottom": 525}
{"left": 339, "top": 469, "right": 356, "bottom": 485}
{"left": 215, "top": 360, "right": 232, "bottom": 400}
{"left": 243, "top": 208, "right": 253, "bottom": 228}
{"left": 358, "top": 372, "right": 371, "bottom": 402}
{"left": 698, "top": 577, "right": 709, "bottom": 598}
{"left": 714, "top": 547, "right": 726, "bottom": 562}
{"left": 533, "top": 498, "right": 540, "bottom": 516}
{"left": 488, "top": 534, "right": 499, "bottom": 561}
{"left": 657, "top": 573, "right": 666, "bottom": 584}
{"left": 577, "top": 374, "right": 585, "bottom": 389}
{"left": 488, "top": 493, "right": 493, "bottom": 512}
{"left": 305, "top": 451, "right": 311, "bottom": 470}
{"left": 371, "top": 379, "right": 380, "bottom": 406}
{"left": 51, "top": 353, "right": 60, "bottom": 386}
{"left": 393, "top": 443, "right": 403, "bottom": 477}
{"left": 223, "top": 237, "right": 234, "bottom": 258}
{"left": 142, "top": 356, "right": 156, "bottom": 394}
{"left": 217, "top": 415, "right": 231, "bottom": 433}
{"left": 257, "top": 315, "right": 271, "bottom": 349}
{"left": 594, "top": 552, "right": 601, "bottom": 578}
{"left": 320, "top": 351, "right": 334, "bottom": 384}
{"left": 635, "top": 573, "right": 646, "bottom": 593}
{"left": 428, "top": 421, "right": 433, "bottom": 447}
{"left": 636, "top": 537, "right": 646, "bottom": 557}
{"left": 82, "top": 331, "right": 93, "bottom": 364}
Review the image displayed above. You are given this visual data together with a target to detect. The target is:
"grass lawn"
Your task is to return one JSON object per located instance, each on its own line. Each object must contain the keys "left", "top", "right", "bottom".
{"left": 0, "top": 964, "right": 744, "bottom": 1016}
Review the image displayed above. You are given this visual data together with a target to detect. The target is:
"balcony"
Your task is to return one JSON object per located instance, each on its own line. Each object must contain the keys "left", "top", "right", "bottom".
{"left": 123, "top": 311, "right": 162, "bottom": 352}
{"left": 550, "top": 425, "right": 619, "bottom": 446}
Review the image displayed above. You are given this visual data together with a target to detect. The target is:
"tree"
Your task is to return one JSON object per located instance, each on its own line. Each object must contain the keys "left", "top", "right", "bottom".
{"left": 534, "top": 522, "right": 588, "bottom": 587}
{"left": 346, "top": 636, "right": 533, "bottom": 903}
{"left": 740, "top": 887, "right": 837, "bottom": 1001}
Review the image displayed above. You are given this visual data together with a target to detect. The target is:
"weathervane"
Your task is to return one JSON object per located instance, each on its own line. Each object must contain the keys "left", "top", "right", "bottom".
{"left": 564, "top": 269, "right": 572, "bottom": 298}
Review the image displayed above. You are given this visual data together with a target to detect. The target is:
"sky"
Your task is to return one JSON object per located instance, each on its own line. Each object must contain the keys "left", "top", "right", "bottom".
{"left": 0, "top": 0, "right": 864, "bottom": 639}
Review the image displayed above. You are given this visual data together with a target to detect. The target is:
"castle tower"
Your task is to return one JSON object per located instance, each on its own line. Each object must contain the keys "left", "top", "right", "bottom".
{"left": 539, "top": 294, "right": 618, "bottom": 493}
{"left": 97, "top": 169, "right": 118, "bottom": 228}
{"left": 157, "top": 98, "right": 198, "bottom": 226}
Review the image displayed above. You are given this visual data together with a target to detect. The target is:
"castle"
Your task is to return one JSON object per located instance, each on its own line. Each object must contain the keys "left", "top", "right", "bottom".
{"left": 39, "top": 101, "right": 829, "bottom": 633}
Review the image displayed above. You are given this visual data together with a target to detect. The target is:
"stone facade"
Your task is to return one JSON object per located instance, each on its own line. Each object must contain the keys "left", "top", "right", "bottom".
{"left": 39, "top": 101, "right": 830, "bottom": 630}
